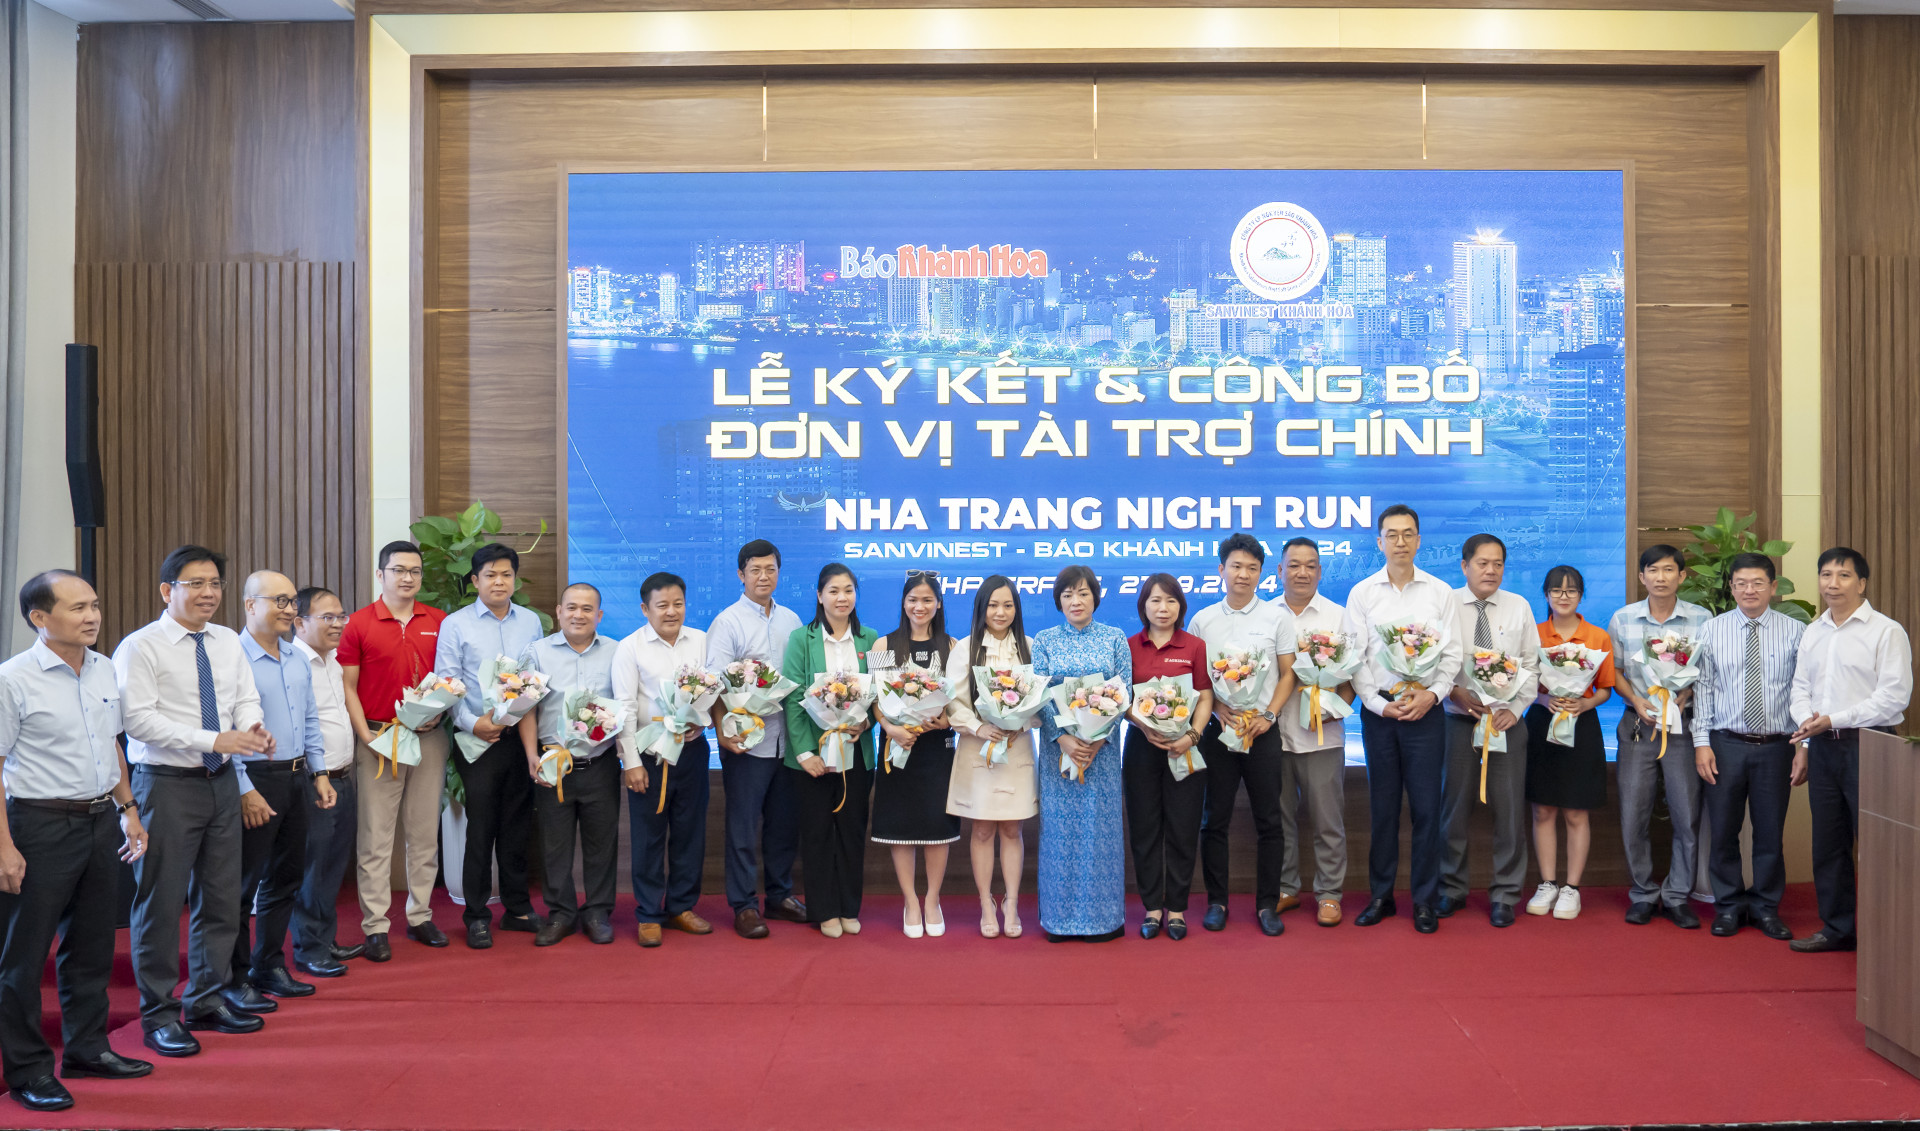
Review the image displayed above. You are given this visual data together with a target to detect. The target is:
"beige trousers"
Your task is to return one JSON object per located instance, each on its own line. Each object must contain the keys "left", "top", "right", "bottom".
{"left": 354, "top": 725, "right": 451, "bottom": 935}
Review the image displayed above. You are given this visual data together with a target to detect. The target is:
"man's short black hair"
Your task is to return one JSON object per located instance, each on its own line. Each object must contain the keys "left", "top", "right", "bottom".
{"left": 469, "top": 542, "right": 520, "bottom": 577}
{"left": 561, "top": 581, "right": 603, "bottom": 604}
{"left": 641, "top": 572, "right": 686, "bottom": 605}
{"left": 1217, "top": 532, "right": 1265, "bottom": 565}
{"left": 295, "top": 585, "right": 337, "bottom": 618}
{"left": 737, "top": 539, "right": 781, "bottom": 571}
{"left": 160, "top": 544, "right": 225, "bottom": 585}
{"left": 378, "top": 540, "right": 421, "bottom": 571}
{"left": 19, "top": 570, "right": 83, "bottom": 626}
{"left": 1638, "top": 544, "right": 1685, "bottom": 573}
{"left": 1052, "top": 565, "right": 1101, "bottom": 612}
{"left": 1728, "top": 552, "right": 1777, "bottom": 583}
{"left": 1281, "top": 537, "right": 1319, "bottom": 559}
{"left": 1816, "top": 546, "right": 1870, "bottom": 580}
{"left": 1461, "top": 533, "right": 1507, "bottom": 562}
{"left": 1377, "top": 503, "right": 1420, "bottom": 533}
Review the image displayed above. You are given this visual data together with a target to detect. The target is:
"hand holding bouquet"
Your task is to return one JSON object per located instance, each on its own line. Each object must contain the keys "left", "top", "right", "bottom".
{"left": 1291, "top": 630, "right": 1362, "bottom": 746}
{"left": 1133, "top": 675, "right": 1204, "bottom": 781}
{"left": 1377, "top": 622, "right": 1448, "bottom": 702}
{"left": 1537, "top": 642, "right": 1610, "bottom": 746}
{"left": 718, "top": 658, "right": 798, "bottom": 752}
{"left": 371, "top": 673, "right": 466, "bottom": 777}
{"left": 1632, "top": 632, "right": 1701, "bottom": 757}
{"left": 799, "top": 670, "right": 874, "bottom": 774}
{"left": 970, "top": 665, "right": 1049, "bottom": 765}
{"left": 455, "top": 655, "right": 553, "bottom": 761}
{"left": 536, "top": 688, "right": 625, "bottom": 799}
{"left": 1465, "top": 649, "right": 1532, "bottom": 800}
{"left": 1208, "top": 649, "right": 1276, "bottom": 753}
{"left": 874, "top": 665, "right": 953, "bottom": 770}
{"left": 1047, "top": 674, "right": 1130, "bottom": 781}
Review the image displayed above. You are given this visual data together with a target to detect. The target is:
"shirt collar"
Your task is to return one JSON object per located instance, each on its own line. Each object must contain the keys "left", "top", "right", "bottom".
{"left": 158, "top": 612, "right": 203, "bottom": 642}
{"left": 823, "top": 625, "right": 854, "bottom": 644}
{"left": 1062, "top": 619, "right": 1097, "bottom": 635}
{"left": 290, "top": 637, "right": 329, "bottom": 666}
{"left": 639, "top": 622, "right": 689, "bottom": 648}
{"left": 1218, "top": 596, "right": 1263, "bottom": 616}
{"left": 466, "top": 600, "right": 522, "bottom": 624}
{"left": 1279, "top": 591, "right": 1327, "bottom": 618}
{"left": 1816, "top": 600, "right": 1877, "bottom": 629}
{"left": 28, "top": 638, "right": 94, "bottom": 674}
{"left": 1134, "top": 628, "right": 1190, "bottom": 651}
{"left": 240, "top": 631, "right": 285, "bottom": 663}
{"left": 546, "top": 631, "right": 609, "bottom": 654}
{"left": 734, "top": 594, "right": 783, "bottom": 620}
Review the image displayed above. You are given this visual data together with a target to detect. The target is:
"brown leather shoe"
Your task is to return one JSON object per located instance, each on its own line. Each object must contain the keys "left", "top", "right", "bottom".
{"left": 636, "top": 922, "right": 663, "bottom": 948}
{"left": 1275, "top": 893, "right": 1302, "bottom": 914}
{"left": 734, "top": 908, "right": 770, "bottom": 939}
{"left": 666, "top": 910, "right": 713, "bottom": 935}
{"left": 1316, "top": 898, "right": 1343, "bottom": 927}
{"left": 764, "top": 897, "right": 808, "bottom": 923}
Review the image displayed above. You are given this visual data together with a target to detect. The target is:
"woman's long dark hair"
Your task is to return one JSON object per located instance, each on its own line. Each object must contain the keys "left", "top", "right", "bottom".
{"left": 883, "top": 571, "right": 952, "bottom": 669}
{"left": 809, "top": 563, "right": 862, "bottom": 635}
{"left": 965, "top": 574, "right": 1030, "bottom": 704}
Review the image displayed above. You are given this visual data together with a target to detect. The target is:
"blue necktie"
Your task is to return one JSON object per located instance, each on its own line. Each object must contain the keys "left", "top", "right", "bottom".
{"left": 191, "top": 632, "right": 223, "bottom": 773}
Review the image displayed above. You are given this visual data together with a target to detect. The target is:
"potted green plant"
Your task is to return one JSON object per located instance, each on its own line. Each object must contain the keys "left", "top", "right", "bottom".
{"left": 1664, "top": 507, "right": 1816, "bottom": 623}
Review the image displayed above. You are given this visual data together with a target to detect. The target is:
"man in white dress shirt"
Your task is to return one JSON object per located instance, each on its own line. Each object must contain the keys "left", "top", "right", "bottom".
{"left": 1271, "top": 538, "right": 1353, "bottom": 928}
{"left": 289, "top": 586, "right": 362, "bottom": 976}
{"left": 1439, "top": 534, "right": 1539, "bottom": 927}
{"left": 114, "top": 546, "right": 274, "bottom": 1055}
{"left": 1787, "top": 547, "right": 1913, "bottom": 953}
{"left": 1341, "top": 506, "right": 1463, "bottom": 934}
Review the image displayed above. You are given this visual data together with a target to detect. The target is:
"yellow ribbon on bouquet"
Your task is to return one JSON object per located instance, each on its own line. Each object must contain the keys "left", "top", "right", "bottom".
{"left": 1649, "top": 687, "right": 1673, "bottom": 759}
{"left": 1478, "top": 716, "right": 1493, "bottom": 803}
{"left": 724, "top": 708, "right": 765, "bottom": 746}
{"left": 1307, "top": 685, "right": 1326, "bottom": 747}
{"left": 648, "top": 715, "right": 683, "bottom": 814}
{"left": 885, "top": 724, "right": 925, "bottom": 774}
{"left": 1389, "top": 680, "right": 1423, "bottom": 700}
{"left": 538, "top": 745, "right": 574, "bottom": 803}
{"left": 369, "top": 721, "right": 404, "bottom": 780}
{"left": 819, "top": 724, "right": 861, "bottom": 812}
{"left": 1228, "top": 709, "right": 1260, "bottom": 748}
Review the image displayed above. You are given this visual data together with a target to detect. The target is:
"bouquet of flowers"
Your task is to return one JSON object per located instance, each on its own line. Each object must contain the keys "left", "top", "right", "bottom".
{"left": 455, "top": 655, "right": 553, "bottom": 762}
{"left": 1377, "top": 621, "right": 1448, "bottom": 700}
{"left": 1537, "top": 641, "right": 1611, "bottom": 747}
{"left": 630, "top": 665, "right": 724, "bottom": 811}
{"left": 536, "top": 688, "right": 626, "bottom": 800}
{"left": 1632, "top": 632, "right": 1701, "bottom": 757}
{"left": 1465, "top": 648, "right": 1531, "bottom": 802}
{"left": 970, "top": 665, "right": 1049, "bottom": 765}
{"left": 1133, "top": 674, "right": 1204, "bottom": 781}
{"left": 1047, "top": 674, "right": 1130, "bottom": 781}
{"left": 874, "top": 664, "right": 954, "bottom": 771}
{"left": 799, "top": 670, "right": 875, "bottom": 773}
{"left": 370, "top": 673, "right": 466, "bottom": 778}
{"left": 717, "top": 657, "right": 798, "bottom": 752}
{"left": 1209, "top": 649, "right": 1277, "bottom": 753}
{"left": 1291, "top": 630, "right": 1363, "bottom": 747}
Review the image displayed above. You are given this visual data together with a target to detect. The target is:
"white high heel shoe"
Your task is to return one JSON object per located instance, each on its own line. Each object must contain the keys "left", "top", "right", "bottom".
{"left": 924, "top": 896, "right": 945, "bottom": 937}
{"left": 903, "top": 906, "right": 924, "bottom": 939}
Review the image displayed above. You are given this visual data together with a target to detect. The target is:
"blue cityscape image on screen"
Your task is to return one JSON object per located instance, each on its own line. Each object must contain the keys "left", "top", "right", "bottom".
{"left": 565, "top": 169, "right": 1627, "bottom": 677}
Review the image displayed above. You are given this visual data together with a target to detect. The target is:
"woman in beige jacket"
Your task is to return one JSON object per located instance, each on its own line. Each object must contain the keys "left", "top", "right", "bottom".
{"left": 945, "top": 575, "right": 1037, "bottom": 938}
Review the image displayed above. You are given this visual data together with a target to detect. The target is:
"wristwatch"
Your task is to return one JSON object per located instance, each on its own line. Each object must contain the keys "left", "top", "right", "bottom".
{"left": 116, "top": 799, "right": 137, "bottom": 815}
{"left": 1258, "top": 709, "right": 1277, "bottom": 722}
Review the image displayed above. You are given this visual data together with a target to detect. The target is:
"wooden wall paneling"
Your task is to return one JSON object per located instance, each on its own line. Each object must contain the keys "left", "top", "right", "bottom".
{"left": 1834, "top": 17, "right": 1920, "bottom": 259}
{"left": 764, "top": 75, "right": 1094, "bottom": 165}
{"left": 1633, "top": 306, "right": 1754, "bottom": 528}
{"left": 1095, "top": 74, "right": 1423, "bottom": 165}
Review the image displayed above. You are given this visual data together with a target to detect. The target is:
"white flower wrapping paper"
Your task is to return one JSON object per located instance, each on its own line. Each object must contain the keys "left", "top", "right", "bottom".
{"left": 717, "top": 660, "right": 798, "bottom": 752}
{"left": 629, "top": 668, "right": 723, "bottom": 767}
{"left": 1047, "top": 674, "right": 1131, "bottom": 780}
{"left": 1208, "top": 650, "right": 1277, "bottom": 753}
{"left": 1133, "top": 674, "right": 1204, "bottom": 782}
{"left": 970, "top": 664, "right": 1049, "bottom": 766}
{"left": 800, "top": 671, "right": 875, "bottom": 771}
{"left": 874, "top": 666, "right": 954, "bottom": 769}
{"left": 1536, "top": 644, "right": 1610, "bottom": 747}
{"left": 1291, "top": 642, "right": 1364, "bottom": 740}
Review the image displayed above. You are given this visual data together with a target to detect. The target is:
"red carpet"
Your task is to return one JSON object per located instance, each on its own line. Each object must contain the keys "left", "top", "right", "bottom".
{"left": 2, "top": 883, "right": 1916, "bottom": 1131}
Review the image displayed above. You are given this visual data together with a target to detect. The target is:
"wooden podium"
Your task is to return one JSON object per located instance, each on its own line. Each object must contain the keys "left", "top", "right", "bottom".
{"left": 1860, "top": 729, "right": 1920, "bottom": 1078}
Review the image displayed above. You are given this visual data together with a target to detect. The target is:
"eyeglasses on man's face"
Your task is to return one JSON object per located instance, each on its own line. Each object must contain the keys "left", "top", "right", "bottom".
{"left": 303, "top": 613, "right": 349, "bottom": 626}
{"left": 384, "top": 566, "right": 424, "bottom": 580}
{"left": 172, "top": 578, "right": 225, "bottom": 593}
{"left": 249, "top": 594, "right": 298, "bottom": 610}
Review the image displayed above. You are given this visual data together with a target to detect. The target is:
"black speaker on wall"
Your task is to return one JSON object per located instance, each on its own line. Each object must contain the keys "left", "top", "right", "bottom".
{"left": 66, "top": 343, "right": 106, "bottom": 585}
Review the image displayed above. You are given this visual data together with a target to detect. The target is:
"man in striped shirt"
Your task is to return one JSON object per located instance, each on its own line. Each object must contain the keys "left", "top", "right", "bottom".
{"left": 1690, "top": 552, "right": 1805, "bottom": 940}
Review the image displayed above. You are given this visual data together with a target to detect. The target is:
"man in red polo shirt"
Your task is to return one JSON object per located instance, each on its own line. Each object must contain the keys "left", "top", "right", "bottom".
{"left": 340, "top": 541, "right": 450, "bottom": 961}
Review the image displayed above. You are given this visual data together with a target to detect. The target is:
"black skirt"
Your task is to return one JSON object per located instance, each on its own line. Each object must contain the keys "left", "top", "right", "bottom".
{"left": 1524, "top": 702, "right": 1608, "bottom": 811}
{"left": 870, "top": 728, "right": 962, "bottom": 845}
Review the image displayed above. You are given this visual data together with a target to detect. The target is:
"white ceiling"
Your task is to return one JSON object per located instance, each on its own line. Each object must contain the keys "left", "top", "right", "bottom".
{"left": 34, "top": 0, "right": 349, "bottom": 20}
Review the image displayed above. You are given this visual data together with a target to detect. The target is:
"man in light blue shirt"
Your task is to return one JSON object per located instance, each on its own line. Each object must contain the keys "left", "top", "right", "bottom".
{"left": 703, "top": 539, "right": 808, "bottom": 938}
{"left": 233, "top": 571, "right": 333, "bottom": 1008}
{"left": 434, "top": 543, "right": 546, "bottom": 949}
{"left": 515, "top": 583, "right": 622, "bottom": 946}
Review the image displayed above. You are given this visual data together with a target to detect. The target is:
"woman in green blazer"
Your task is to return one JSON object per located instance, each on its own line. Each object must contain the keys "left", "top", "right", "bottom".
{"left": 781, "top": 563, "right": 880, "bottom": 938}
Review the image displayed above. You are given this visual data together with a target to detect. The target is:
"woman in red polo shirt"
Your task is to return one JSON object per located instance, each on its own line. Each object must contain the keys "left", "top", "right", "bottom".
{"left": 1123, "top": 573, "right": 1213, "bottom": 940}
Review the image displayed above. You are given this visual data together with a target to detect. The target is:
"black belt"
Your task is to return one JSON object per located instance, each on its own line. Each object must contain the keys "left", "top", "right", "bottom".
{"left": 11, "top": 794, "right": 116, "bottom": 815}
{"left": 1820, "top": 726, "right": 1895, "bottom": 741}
{"left": 1717, "top": 730, "right": 1791, "bottom": 745}
{"left": 316, "top": 765, "right": 351, "bottom": 779}
{"left": 135, "top": 760, "right": 233, "bottom": 779}
{"left": 242, "top": 757, "right": 309, "bottom": 775}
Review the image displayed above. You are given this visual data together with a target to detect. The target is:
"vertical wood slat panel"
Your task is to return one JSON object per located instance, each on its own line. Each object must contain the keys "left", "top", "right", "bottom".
{"left": 75, "top": 260, "right": 364, "bottom": 651}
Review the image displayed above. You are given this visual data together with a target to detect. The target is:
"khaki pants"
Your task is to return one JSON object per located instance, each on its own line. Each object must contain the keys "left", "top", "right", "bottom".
{"left": 354, "top": 725, "right": 450, "bottom": 935}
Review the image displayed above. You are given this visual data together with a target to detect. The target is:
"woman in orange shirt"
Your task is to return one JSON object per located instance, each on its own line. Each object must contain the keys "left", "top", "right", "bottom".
{"left": 1523, "top": 565, "right": 1616, "bottom": 921}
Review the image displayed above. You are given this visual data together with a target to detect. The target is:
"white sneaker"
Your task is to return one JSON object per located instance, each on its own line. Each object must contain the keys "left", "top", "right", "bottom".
{"left": 1553, "top": 886, "right": 1582, "bottom": 920}
{"left": 1527, "top": 881, "right": 1559, "bottom": 916}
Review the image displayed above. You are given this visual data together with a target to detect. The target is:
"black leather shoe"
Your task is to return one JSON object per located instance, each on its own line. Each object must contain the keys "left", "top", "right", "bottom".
{"left": 582, "top": 912, "right": 615, "bottom": 945}
{"left": 1711, "top": 909, "right": 1745, "bottom": 937}
{"left": 1624, "top": 901, "right": 1656, "bottom": 925}
{"left": 1413, "top": 905, "right": 1440, "bottom": 934}
{"left": 1256, "top": 908, "right": 1286, "bottom": 937}
{"left": 61, "top": 1050, "right": 152, "bottom": 1080}
{"left": 1202, "top": 903, "right": 1228, "bottom": 931}
{"left": 1790, "top": 930, "right": 1856, "bottom": 953}
{"left": 296, "top": 958, "right": 347, "bottom": 979}
{"left": 1354, "top": 897, "right": 1396, "bottom": 926}
{"left": 219, "top": 984, "right": 277, "bottom": 1014}
{"left": 465, "top": 920, "right": 493, "bottom": 949}
{"left": 142, "top": 1023, "right": 200, "bottom": 1058}
{"left": 535, "top": 918, "right": 575, "bottom": 947}
{"left": 1489, "top": 902, "right": 1516, "bottom": 928}
{"left": 331, "top": 942, "right": 366, "bottom": 962}
{"left": 1165, "top": 917, "right": 1188, "bottom": 941}
{"left": 1662, "top": 902, "right": 1702, "bottom": 930}
{"left": 407, "top": 921, "right": 449, "bottom": 947}
{"left": 1756, "top": 914, "right": 1794, "bottom": 941}
{"left": 252, "top": 966, "right": 315, "bottom": 998}
{"left": 1435, "top": 895, "right": 1461, "bottom": 919}
{"left": 363, "top": 933, "right": 392, "bottom": 962}
{"left": 499, "top": 913, "right": 543, "bottom": 934}
{"left": 1139, "top": 916, "right": 1162, "bottom": 940}
{"left": 764, "top": 897, "right": 808, "bottom": 923}
{"left": 8, "top": 1074, "right": 72, "bottom": 1111}
{"left": 184, "top": 1004, "right": 265, "bottom": 1034}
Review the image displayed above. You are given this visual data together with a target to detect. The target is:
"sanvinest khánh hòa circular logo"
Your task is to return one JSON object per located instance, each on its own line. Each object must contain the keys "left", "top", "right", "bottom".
{"left": 1229, "top": 202, "right": 1330, "bottom": 302}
